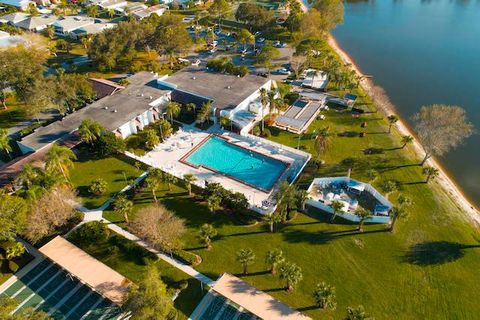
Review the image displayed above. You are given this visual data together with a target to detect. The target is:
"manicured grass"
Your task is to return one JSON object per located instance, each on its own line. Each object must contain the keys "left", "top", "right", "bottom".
{"left": 69, "top": 227, "right": 206, "bottom": 320}
{"left": 0, "top": 98, "right": 27, "bottom": 129}
{"left": 104, "top": 100, "right": 480, "bottom": 318}
{"left": 69, "top": 147, "right": 144, "bottom": 209}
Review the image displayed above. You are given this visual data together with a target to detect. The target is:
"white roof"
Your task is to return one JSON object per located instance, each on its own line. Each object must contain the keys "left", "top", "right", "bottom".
{"left": 0, "top": 12, "right": 29, "bottom": 24}
{"left": 15, "top": 14, "right": 58, "bottom": 30}
{"left": 0, "top": 30, "right": 9, "bottom": 38}
{"left": 80, "top": 22, "right": 115, "bottom": 34}
{"left": 53, "top": 16, "right": 94, "bottom": 32}
{"left": 212, "top": 273, "right": 311, "bottom": 320}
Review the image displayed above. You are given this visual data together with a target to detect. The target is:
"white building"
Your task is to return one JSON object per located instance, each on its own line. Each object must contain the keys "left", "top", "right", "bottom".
{"left": 0, "top": 0, "right": 32, "bottom": 9}
{"left": 17, "top": 68, "right": 274, "bottom": 154}
{"left": 13, "top": 14, "right": 58, "bottom": 31}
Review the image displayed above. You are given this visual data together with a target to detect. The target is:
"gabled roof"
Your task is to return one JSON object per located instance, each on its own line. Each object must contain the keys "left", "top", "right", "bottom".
{"left": 89, "top": 78, "right": 125, "bottom": 99}
{"left": 212, "top": 273, "right": 311, "bottom": 320}
{"left": 0, "top": 12, "right": 29, "bottom": 24}
{"left": 15, "top": 14, "right": 58, "bottom": 30}
{"left": 52, "top": 16, "right": 94, "bottom": 32}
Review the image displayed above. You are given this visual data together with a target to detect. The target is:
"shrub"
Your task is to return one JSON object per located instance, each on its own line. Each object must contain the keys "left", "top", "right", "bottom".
{"left": 97, "top": 131, "right": 126, "bottom": 156}
{"left": 262, "top": 127, "right": 271, "bottom": 138}
{"left": 8, "top": 260, "right": 19, "bottom": 273}
{"left": 174, "top": 249, "right": 201, "bottom": 266}
{"left": 284, "top": 92, "right": 299, "bottom": 105}
{"left": 70, "top": 221, "right": 110, "bottom": 244}
{"left": 89, "top": 178, "right": 108, "bottom": 195}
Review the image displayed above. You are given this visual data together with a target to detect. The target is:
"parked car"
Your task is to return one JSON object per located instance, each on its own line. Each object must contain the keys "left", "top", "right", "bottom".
{"left": 277, "top": 68, "right": 291, "bottom": 75}
{"left": 257, "top": 37, "right": 265, "bottom": 43}
{"left": 178, "top": 58, "right": 190, "bottom": 64}
{"left": 273, "top": 40, "right": 281, "bottom": 47}
{"left": 258, "top": 72, "right": 268, "bottom": 78}
{"left": 209, "top": 48, "right": 217, "bottom": 54}
{"left": 192, "top": 59, "right": 201, "bottom": 66}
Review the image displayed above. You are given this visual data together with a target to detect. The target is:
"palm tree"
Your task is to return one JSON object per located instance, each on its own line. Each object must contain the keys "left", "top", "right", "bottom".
{"left": 106, "top": 8, "right": 115, "bottom": 18}
{"left": 185, "top": 103, "right": 196, "bottom": 117}
{"left": 278, "top": 261, "right": 303, "bottom": 291}
{"left": 355, "top": 208, "right": 372, "bottom": 232}
{"left": 207, "top": 194, "right": 222, "bottom": 214}
{"left": 113, "top": 195, "right": 133, "bottom": 223}
{"left": 365, "top": 169, "right": 378, "bottom": 183}
{"left": 5, "top": 242, "right": 25, "bottom": 260}
{"left": 162, "top": 173, "right": 178, "bottom": 191}
{"left": 183, "top": 173, "right": 197, "bottom": 196}
{"left": 346, "top": 305, "right": 373, "bottom": 320}
{"left": 397, "top": 194, "right": 413, "bottom": 208}
{"left": 401, "top": 135, "right": 413, "bottom": 149}
{"left": 146, "top": 169, "right": 163, "bottom": 203}
{"left": 45, "top": 25, "right": 55, "bottom": 39}
{"left": 389, "top": 206, "right": 407, "bottom": 233}
{"left": 16, "top": 163, "right": 38, "bottom": 189}
{"left": 0, "top": 128, "right": 12, "bottom": 160}
{"left": 79, "top": 119, "right": 102, "bottom": 146}
{"left": 259, "top": 88, "right": 268, "bottom": 133}
{"left": 264, "top": 212, "right": 281, "bottom": 233}
{"left": 422, "top": 166, "right": 439, "bottom": 183}
{"left": 314, "top": 127, "right": 331, "bottom": 161}
{"left": 380, "top": 180, "right": 398, "bottom": 200}
{"left": 237, "top": 28, "right": 254, "bottom": 51}
{"left": 236, "top": 248, "right": 255, "bottom": 275}
{"left": 330, "top": 200, "right": 344, "bottom": 223}
{"left": 313, "top": 282, "right": 337, "bottom": 310}
{"left": 199, "top": 224, "right": 217, "bottom": 250}
{"left": 86, "top": 5, "right": 99, "bottom": 18}
{"left": 387, "top": 114, "right": 399, "bottom": 134}
{"left": 310, "top": 69, "right": 320, "bottom": 88}
{"left": 265, "top": 248, "right": 284, "bottom": 275}
{"left": 45, "top": 144, "right": 77, "bottom": 180}
{"left": 166, "top": 102, "right": 181, "bottom": 124}
{"left": 296, "top": 189, "right": 309, "bottom": 212}
{"left": 274, "top": 181, "right": 297, "bottom": 222}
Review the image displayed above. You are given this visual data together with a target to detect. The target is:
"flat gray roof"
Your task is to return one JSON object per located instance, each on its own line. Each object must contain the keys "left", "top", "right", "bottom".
{"left": 275, "top": 99, "right": 322, "bottom": 132}
{"left": 19, "top": 72, "right": 169, "bottom": 151}
{"left": 165, "top": 66, "right": 269, "bottom": 111}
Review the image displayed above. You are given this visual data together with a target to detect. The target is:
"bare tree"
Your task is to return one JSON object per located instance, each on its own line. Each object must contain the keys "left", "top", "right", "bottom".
{"left": 413, "top": 105, "right": 474, "bottom": 165}
{"left": 24, "top": 185, "right": 77, "bottom": 243}
{"left": 128, "top": 205, "right": 185, "bottom": 253}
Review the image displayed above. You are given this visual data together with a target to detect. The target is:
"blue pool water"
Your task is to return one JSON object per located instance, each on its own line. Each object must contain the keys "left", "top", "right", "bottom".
{"left": 185, "top": 136, "right": 288, "bottom": 191}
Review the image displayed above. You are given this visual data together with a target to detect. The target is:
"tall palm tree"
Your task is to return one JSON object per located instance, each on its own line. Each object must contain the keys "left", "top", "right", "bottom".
{"left": 380, "top": 180, "right": 398, "bottom": 200}
{"left": 79, "top": 119, "right": 102, "bottom": 146}
{"left": 313, "top": 282, "right": 337, "bottom": 310}
{"left": 314, "top": 127, "right": 331, "bottom": 161}
{"left": 263, "top": 212, "right": 281, "bottom": 233}
{"left": 166, "top": 102, "right": 181, "bottom": 124}
{"left": 199, "top": 224, "right": 217, "bottom": 250}
{"left": 330, "top": 200, "right": 344, "bottom": 223}
{"left": 146, "top": 168, "right": 163, "bottom": 203}
{"left": 265, "top": 248, "right": 284, "bottom": 275}
{"left": 387, "top": 114, "right": 399, "bottom": 134}
{"left": 310, "top": 69, "right": 320, "bottom": 89}
{"left": 355, "top": 208, "right": 372, "bottom": 232}
{"left": 16, "top": 163, "right": 38, "bottom": 189}
{"left": 207, "top": 194, "right": 222, "bottom": 214}
{"left": 236, "top": 248, "right": 255, "bottom": 275}
{"left": 401, "top": 135, "right": 413, "bottom": 149}
{"left": 45, "top": 144, "right": 77, "bottom": 180}
{"left": 422, "top": 166, "right": 439, "bottom": 183}
{"left": 278, "top": 261, "right": 303, "bottom": 291}
{"left": 5, "top": 242, "right": 25, "bottom": 260}
{"left": 389, "top": 206, "right": 407, "bottom": 233}
{"left": 113, "top": 195, "right": 133, "bottom": 223}
{"left": 0, "top": 128, "right": 12, "bottom": 159}
{"left": 162, "top": 173, "right": 178, "bottom": 191}
{"left": 183, "top": 173, "right": 197, "bottom": 196}
{"left": 397, "top": 194, "right": 413, "bottom": 208}
{"left": 296, "top": 189, "right": 309, "bottom": 212}
{"left": 259, "top": 88, "right": 268, "bottom": 133}
{"left": 274, "top": 182, "right": 296, "bottom": 222}
{"left": 185, "top": 103, "right": 196, "bottom": 117}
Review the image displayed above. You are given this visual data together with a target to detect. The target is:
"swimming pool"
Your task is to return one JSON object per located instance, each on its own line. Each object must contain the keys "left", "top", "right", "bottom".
{"left": 182, "top": 136, "right": 289, "bottom": 191}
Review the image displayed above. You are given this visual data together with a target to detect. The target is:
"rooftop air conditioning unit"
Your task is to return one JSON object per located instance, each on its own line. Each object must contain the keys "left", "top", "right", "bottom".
{"left": 227, "top": 85, "right": 231, "bottom": 89}
{"left": 104, "top": 106, "right": 108, "bottom": 110}
{"left": 113, "top": 109, "right": 118, "bottom": 113}
{"left": 192, "top": 76, "right": 196, "bottom": 80}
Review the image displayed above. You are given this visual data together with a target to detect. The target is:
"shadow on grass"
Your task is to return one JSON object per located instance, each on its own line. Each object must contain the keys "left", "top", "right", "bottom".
{"left": 234, "top": 270, "right": 270, "bottom": 277}
{"left": 403, "top": 241, "right": 480, "bottom": 266}
{"left": 297, "top": 305, "right": 319, "bottom": 312}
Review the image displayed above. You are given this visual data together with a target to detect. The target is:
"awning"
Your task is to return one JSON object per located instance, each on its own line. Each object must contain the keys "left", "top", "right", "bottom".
{"left": 347, "top": 179, "right": 365, "bottom": 192}
{"left": 39, "top": 236, "right": 131, "bottom": 304}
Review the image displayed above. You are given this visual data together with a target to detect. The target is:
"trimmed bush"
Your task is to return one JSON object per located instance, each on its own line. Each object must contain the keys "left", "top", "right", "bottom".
{"left": 89, "top": 178, "right": 108, "bottom": 195}
{"left": 174, "top": 250, "right": 201, "bottom": 266}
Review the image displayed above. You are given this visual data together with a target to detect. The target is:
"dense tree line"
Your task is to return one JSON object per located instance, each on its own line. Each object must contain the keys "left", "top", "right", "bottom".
{"left": 235, "top": 3, "right": 275, "bottom": 30}
{"left": 88, "top": 14, "right": 192, "bottom": 71}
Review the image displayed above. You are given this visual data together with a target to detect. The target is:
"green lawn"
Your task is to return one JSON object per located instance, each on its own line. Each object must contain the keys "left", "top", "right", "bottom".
{"left": 0, "top": 98, "right": 27, "bottom": 129}
{"left": 69, "top": 147, "right": 144, "bottom": 209}
{"left": 69, "top": 227, "right": 206, "bottom": 320}
{"left": 103, "top": 100, "right": 480, "bottom": 318}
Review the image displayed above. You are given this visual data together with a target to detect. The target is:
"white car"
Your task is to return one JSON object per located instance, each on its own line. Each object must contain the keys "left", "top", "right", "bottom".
{"left": 209, "top": 48, "right": 217, "bottom": 54}
{"left": 273, "top": 40, "right": 281, "bottom": 47}
{"left": 191, "top": 59, "right": 201, "bottom": 66}
{"left": 178, "top": 58, "right": 190, "bottom": 64}
{"left": 278, "top": 68, "right": 291, "bottom": 75}
{"left": 257, "top": 37, "right": 265, "bottom": 43}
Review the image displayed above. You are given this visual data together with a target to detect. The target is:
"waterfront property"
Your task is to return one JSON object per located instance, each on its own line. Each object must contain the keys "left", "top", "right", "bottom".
{"left": 0, "top": 236, "right": 129, "bottom": 319}
{"left": 189, "top": 273, "right": 311, "bottom": 320}
{"left": 306, "top": 177, "right": 392, "bottom": 224}
{"left": 131, "top": 128, "right": 310, "bottom": 214}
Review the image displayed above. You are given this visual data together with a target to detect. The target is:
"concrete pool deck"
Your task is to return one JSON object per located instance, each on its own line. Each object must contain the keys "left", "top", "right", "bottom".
{"left": 129, "top": 125, "right": 310, "bottom": 214}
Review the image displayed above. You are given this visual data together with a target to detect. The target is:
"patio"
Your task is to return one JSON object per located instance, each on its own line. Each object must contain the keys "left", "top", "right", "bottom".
{"left": 128, "top": 125, "right": 310, "bottom": 214}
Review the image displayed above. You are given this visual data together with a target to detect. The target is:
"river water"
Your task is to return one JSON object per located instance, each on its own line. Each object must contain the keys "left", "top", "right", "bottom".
{"left": 332, "top": 0, "right": 480, "bottom": 207}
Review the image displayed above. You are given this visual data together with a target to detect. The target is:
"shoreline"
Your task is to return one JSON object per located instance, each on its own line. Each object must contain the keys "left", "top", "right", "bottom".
{"left": 327, "top": 35, "right": 480, "bottom": 226}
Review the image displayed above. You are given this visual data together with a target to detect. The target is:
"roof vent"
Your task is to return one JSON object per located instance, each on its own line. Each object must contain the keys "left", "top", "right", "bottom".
{"left": 113, "top": 109, "right": 118, "bottom": 113}
{"left": 149, "top": 96, "right": 153, "bottom": 100}
{"left": 192, "top": 76, "right": 196, "bottom": 80}
{"left": 226, "top": 85, "right": 231, "bottom": 89}
{"left": 104, "top": 106, "right": 108, "bottom": 110}
{"left": 141, "top": 93, "right": 144, "bottom": 97}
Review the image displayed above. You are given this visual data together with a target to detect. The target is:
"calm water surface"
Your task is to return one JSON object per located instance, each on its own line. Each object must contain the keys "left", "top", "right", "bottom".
{"left": 332, "top": 0, "right": 480, "bottom": 206}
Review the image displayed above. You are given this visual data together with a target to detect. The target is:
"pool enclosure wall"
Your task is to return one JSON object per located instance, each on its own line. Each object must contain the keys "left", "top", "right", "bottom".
{"left": 306, "top": 177, "right": 392, "bottom": 224}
